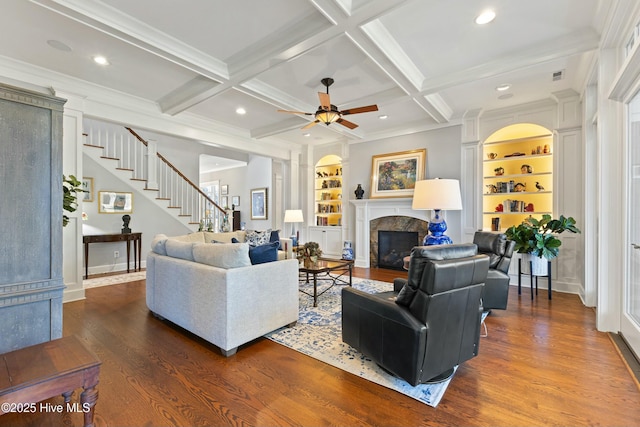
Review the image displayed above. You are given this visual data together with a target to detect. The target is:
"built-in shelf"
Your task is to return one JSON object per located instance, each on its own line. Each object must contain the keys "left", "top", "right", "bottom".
{"left": 483, "top": 125, "right": 553, "bottom": 231}
{"left": 315, "top": 155, "right": 343, "bottom": 227}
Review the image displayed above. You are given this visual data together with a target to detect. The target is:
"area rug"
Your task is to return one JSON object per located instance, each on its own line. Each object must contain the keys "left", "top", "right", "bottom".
{"left": 83, "top": 271, "right": 146, "bottom": 288}
{"left": 265, "top": 278, "right": 455, "bottom": 407}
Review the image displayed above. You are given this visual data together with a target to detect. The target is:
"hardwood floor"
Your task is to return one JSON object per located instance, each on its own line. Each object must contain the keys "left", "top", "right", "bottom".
{"left": 3, "top": 267, "right": 640, "bottom": 427}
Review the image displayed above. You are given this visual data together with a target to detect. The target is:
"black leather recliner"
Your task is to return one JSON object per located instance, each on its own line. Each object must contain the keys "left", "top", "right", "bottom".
{"left": 341, "top": 244, "right": 489, "bottom": 386}
{"left": 472, "top": 231, "right": 515, "bottom": 310}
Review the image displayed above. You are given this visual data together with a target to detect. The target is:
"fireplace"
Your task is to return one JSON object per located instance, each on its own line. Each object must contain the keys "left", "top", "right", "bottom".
{"left": 369, "top": 215, "right": 429, "bottom": 268}
{"left": 378, "top": 231, "right": 419, "bottom": 270}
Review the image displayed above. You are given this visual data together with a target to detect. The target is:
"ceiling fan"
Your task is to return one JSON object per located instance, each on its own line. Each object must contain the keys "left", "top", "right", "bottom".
{"left": 277, "top": 77, "right": 378, "bottom": 130}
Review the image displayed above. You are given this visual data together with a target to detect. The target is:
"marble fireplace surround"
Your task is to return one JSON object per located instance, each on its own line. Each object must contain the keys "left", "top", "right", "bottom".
{"left": 350, "top": 199, "right": 430, "bottom": 268}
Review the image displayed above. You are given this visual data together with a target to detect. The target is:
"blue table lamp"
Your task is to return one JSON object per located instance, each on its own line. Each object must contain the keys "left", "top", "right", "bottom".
{"left": 412, "top": 178, "right": 462, "bottom": 245}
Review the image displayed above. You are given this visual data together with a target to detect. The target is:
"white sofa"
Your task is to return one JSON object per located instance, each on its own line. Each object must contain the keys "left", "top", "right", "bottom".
{"left": 146, "top": 231, "right": 299, "bottom": 356}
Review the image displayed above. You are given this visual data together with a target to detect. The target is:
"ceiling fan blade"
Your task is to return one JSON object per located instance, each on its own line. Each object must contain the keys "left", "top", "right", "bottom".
{"left": 336, "top": 118, "right": 358, "bottom": 129}
{"left": 302, "top": 120, "right": 320, "bottom": 130}
{"left": 277, "top": 109, "right": 313, "bottom": 115}
{"left": 340, "top": 104, "right": 379, "bottom": 115}
{"left": 318, "top": 92, "right": 331, "bottom": 110}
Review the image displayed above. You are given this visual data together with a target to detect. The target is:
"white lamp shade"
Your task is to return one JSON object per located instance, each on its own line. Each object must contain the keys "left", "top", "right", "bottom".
{"left": 412, "top": 179, "right": 462, "bottom": 211}
{"left": 284, "top": 209, "right": 304, "bottom": 223}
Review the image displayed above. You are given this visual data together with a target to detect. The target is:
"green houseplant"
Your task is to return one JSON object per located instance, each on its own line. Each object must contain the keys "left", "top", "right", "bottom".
{"left": 63, "top": 175, "right": 86, "bottom": 227}
{"left": 505, "top": 214, "right": 581, "bottom": 274}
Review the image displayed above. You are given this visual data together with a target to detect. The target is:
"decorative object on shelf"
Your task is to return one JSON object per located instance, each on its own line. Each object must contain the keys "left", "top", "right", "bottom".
{"left": 121, "top": 214, "right": 131, "bottom": 234}
{"left": 412, "top": 178, "right": 462, "bottom": 245}
{"left": 370, "top": 149, "right": 426, "bottom": 198}
{"left": 297, "top": 241, "right": 322, "bottom": 267}
{"left": 250, "top": 187, "right": 268, "bottom": 220}
{"left": 504, "top": 152, "right": 526, "bottom": 157}
{"left": 495, "top": 203, "right": 504, "bottom": 212}
{"left": 355, "top": 184, "right": 365, "bottom": 199}
{"left": 505, "top": 214, "right": 581, "bottom": 275}
{"left": 487, "top": 152, "right": 497, "bottom": 159}
{"left": 284, "top": 209, "right": 304, "bottom": 247}
{"left": 514, "top": 182, "right": 526, "bottom": 192}
{"left": 342, "top": 241, "right": 354, "bottom": 260}
{"left": 521, "top": 164, "right": 533, "bottom": 173}
{"left": 486, "top": 184, "right": 498, "bottom": 194}
{"left": 525, "top": 203, "right": 534, "bottom": 212}
{"left": 535, "top": 182, "right": 545, "bottom": 191}
{"left": 544, "top": 144, "right": 550, "bottom": 153}
{"left": 494, "top": 166, "right": 504, "bottom": 176}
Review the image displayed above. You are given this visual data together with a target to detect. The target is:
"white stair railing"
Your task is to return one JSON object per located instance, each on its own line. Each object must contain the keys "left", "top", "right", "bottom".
{"left": 84, "top": 126, "right": 226, "bottom": 229}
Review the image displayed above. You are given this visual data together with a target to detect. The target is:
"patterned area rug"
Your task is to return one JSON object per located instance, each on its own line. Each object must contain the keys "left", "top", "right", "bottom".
{"left": 83, "top": 271, "right": 146, "bottom": 288}
{"left": 265, "top": 278, "right": 455, "bottom": 407}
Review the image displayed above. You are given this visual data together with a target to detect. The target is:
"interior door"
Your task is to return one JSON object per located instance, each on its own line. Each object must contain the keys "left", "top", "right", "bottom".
{"left": 621, "top": 94, "right": 640, "bottom": 356}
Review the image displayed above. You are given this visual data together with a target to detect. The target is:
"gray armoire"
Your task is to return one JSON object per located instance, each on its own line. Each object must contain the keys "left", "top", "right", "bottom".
{"left": 0, "top": 83, "right": 66, "bottom": 353}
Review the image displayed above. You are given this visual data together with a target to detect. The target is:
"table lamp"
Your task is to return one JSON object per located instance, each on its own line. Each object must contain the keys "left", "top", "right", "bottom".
{"left": 284, "top": 209, "right": 304, "bottom": 247}
{"left": 412, "top": 178, "right": 462, "bottom": 245}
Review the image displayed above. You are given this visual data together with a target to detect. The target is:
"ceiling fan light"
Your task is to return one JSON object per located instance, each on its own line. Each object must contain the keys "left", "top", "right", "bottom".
{"left": 316, "top": 110, "right": 340, "bottom": 125}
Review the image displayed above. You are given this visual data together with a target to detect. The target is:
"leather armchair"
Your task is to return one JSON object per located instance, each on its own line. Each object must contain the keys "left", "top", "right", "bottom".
{"left": 341, "top": 244, "right": 489, "bottom": 386}
{"left": 472, "top": 231, "right": 516, "bottom": 310}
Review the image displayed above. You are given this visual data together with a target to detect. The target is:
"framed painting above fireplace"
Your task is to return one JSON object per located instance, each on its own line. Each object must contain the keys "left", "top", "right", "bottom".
{"left": 370, "top": 149, "right": 426, "bottom": 198}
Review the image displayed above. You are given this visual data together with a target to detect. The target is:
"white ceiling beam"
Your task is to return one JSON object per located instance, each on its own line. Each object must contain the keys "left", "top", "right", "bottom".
{"left": 419, "top": 29, "right": 601, "bottom": 95}
{"left": 31, "top": 0, "right": 229, "bottom": 80}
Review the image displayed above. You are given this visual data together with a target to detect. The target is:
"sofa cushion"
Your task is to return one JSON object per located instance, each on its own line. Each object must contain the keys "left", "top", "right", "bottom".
{"left": 170, "top": 232, "right": 206, "bottom": 243}
{"left": 269, "top": 229, "right": 281, "bottom": 250}
{"left": 193, "top": 242, "right": 251, "bottom": 268}
{"left": 245, "top": 229, "right": 272, "bottom": 246}
{"left": 151, "top": 234, "right": 169, "bottom": 255}
{"left": 165, "top": 239, "right": 196, "bottom": 261}
{"left": 248, "top": 241, "right": 280, "bottom": 265}
{"left": 203, "top": 231, "right": 240, "bottom": 243}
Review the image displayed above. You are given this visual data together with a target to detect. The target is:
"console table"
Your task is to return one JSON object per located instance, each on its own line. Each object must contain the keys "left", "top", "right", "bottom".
{"left": 0, "top": 335, "right": 101, "bottom": 427}
{"left": 83, "top": 232, "right": 142, "bottom": 279}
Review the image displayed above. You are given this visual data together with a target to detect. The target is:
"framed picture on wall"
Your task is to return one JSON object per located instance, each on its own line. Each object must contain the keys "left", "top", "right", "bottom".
{"left": 221, "top": 196, "right": 228, "bottom": 209}
{"left": 370, "top": 149, "right": 426, "bottom": 198}
{"left": 221, "top": 184, "right": 229, "bottom": 195}
{"left": 82, "top": 177, "right": 94, "bottom": 202}
{"left": 250, "top": 187, "right": 268, "bottom": 220}
{"left": 232, "top": 196, "right": 240, "bottom": 207}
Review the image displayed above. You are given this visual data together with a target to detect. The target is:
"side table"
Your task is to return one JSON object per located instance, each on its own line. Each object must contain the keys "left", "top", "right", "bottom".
{"left": 0, "top": 335, "right": 101, "bottom": 427}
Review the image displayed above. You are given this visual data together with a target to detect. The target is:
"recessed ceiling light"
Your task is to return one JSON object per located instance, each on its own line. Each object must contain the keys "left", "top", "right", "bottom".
{"left": 378, "top": 115, "right": 388, "bottom": 120}
{"left": 47, "top": 40, "right": 72, "bottom": 52}
{"left": 475, "top": 10, "right": 496, "bottom": 25}
{"left": 496, "top": 84, "right": 511, "bottom": 91}
{"left": 93, "top": 55, "right": 109, "bottom": 66}
{"left": 235, "top": 107, "right": 246, "bottom": 115}
{"left": 303, "top": 133, "right": 311, "bottom": 137}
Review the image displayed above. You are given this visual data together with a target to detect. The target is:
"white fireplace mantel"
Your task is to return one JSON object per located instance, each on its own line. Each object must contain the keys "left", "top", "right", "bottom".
{"left": 350, "top": 198, "right": 430, "bottom": 268}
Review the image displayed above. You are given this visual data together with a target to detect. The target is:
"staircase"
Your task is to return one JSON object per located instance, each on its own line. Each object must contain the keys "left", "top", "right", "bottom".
{"left": 82, "top": 125, "right": 225, "bottom": 230}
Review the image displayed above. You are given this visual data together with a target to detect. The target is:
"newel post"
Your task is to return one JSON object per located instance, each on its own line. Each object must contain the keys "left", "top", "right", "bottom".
{"left": 146, "top": 140, "right": 159, "bottom": 190}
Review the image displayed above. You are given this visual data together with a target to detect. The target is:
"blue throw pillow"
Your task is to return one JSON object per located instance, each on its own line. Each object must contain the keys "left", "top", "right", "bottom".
{"left": 248, "top": 241, "right": 279, "bottom": 265}
{"left": 269, "top": 229, "right": 281, "bottom": 250}
{"left": 231, "top": 237, "right": 240, "bottom": 243}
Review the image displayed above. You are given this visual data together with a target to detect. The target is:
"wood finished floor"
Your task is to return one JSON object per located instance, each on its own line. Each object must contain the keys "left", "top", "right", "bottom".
{"left": 3, "top": 267, "right": 640, "bottom": 427}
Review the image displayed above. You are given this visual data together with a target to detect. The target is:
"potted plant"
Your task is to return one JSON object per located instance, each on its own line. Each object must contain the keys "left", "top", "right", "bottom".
{"left": 505, "top": 214, "right": 581, "bottom": 275}
{"left": 297, "top": 241, "right": 323, "bottom": 266}
{"left": 63, "top": 175, "right": 86, "bottom": 227}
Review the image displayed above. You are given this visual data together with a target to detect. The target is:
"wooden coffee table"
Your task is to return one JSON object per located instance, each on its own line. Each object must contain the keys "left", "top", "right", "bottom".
{"left": 299, "top": 258, "right": 353, "bottom": 306}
